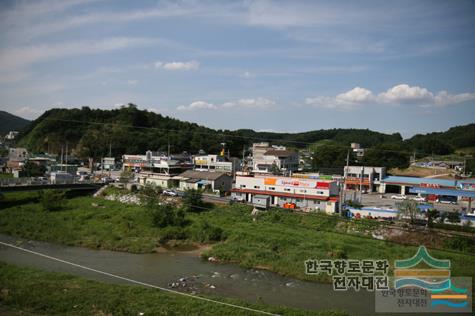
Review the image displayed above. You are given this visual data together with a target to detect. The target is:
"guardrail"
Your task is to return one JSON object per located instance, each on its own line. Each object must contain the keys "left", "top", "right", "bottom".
{"left": 0, "top": 177, "right": 103, "bottom": 187}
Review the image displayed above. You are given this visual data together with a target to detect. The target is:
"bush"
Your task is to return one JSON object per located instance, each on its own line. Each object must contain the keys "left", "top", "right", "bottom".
{"left": 38, "top": 190, "right": 65, "bottom": 212}
{"left": 443, "top": 236, "right": 474, "bottom": 252}
{"left": 150, "top": 204, "right": 185, "bottom": 228}
{"left": 182, "top": 188, "right": 204, "bottom": 212}
{"left": 190, "top": 221, "right": 226, "bottom": 242}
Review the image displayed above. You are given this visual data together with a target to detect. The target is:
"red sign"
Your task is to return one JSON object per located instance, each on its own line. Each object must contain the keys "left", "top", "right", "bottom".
{"left": 421, "top": 183, "right": 440, "bottom": 188}
{"left": 316, "top": 181, "right": 330, "bottom": 189}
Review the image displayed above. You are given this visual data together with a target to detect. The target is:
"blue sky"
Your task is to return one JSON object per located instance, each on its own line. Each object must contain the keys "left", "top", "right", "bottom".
{"left": 0, "top": 0, "right": 474, "bottom": 137}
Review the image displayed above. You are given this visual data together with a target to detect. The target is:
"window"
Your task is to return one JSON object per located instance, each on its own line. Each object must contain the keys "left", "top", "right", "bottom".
{"left": 284, "top": 188, "right": 291, "bottom": 192}
{"left": 240, "top": 185, "right": 246, "bottom": 188}
{"left": 268, "top": 187, "right": 275, "bottom": 190}
{"left": 254, "top": 185, "right": 260, "bottom": 189}
{"left": 300, "top": 189, "right": 307, "bottom": 193}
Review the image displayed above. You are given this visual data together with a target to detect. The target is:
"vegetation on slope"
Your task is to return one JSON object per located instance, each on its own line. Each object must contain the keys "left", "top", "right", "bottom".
{"left": 0, "top": 192, "right": 473, "bottom": 283}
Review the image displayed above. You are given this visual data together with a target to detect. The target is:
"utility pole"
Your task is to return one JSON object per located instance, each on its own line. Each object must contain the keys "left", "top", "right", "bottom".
{"left": 65, "top": 142, "right": 68, "bottom": 174}
{"left": 60, "top": 146, "right": 64, "bottom": 172}
{"left": 339, "top": 149, "right": 350, "bottom": 216}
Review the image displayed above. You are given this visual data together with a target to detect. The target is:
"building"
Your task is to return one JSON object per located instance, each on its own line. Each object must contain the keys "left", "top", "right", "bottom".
{"left": 251, "top": 142, "right": 299, "bottom": 175}
{"left": 102, "top": 157, "right": 116, "bottom": 171}
{"left": 176, "top": 170, "right": 233, "bottom": 193}
{"left": 6, "top": 147, "right": 28, "bottom": 172}
{"left": 123, "top": 151, "right": 193, "bottom": 188}
{"left": 344, "top": 166, "right": 387, "bottom": 192}
{"left": 351, "top": 143, "right": 365, "bottom": 158}
{"left": 231, "top": 174, "right": 340, "bottom": 213}
{"left": 193, "top": 154, "right": 238, "bottom": 173}
{"left": 5, "top": 131, "right": 19, "bottom": 140}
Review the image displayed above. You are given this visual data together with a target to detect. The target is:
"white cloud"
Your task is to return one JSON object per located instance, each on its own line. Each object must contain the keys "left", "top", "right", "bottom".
{"left": 222, "top": 97, "right": 275, "bottom": 109}
{"left": 155, "top": 60, "right": 200, "bottom": 71}
{"left": 306, "top": 84, "right": 475, "bottom": 109}
{"left": 240, "top": 71, "right": 255, "bottom": 79}
{"left": 127, "top": 80, "right": 138, "bottom": 85}
{"left": 0, "top": 37, "right": 155, "bottom": 70}
{"left": 377, "top": 84, "right": 433, "bottom": 104}
{"left": 177, "top": 101, "right": 216, "bottom": 111}
{"left": 12, "top": 106, "right": 42, "bottom": 119}
{"left": 177, "top": 97, "right": 275, "bottom": 111}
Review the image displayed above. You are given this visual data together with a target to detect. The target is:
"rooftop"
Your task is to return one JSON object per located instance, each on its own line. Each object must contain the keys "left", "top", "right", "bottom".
{"left": 178, "top": 170, "right": 230, "bottom": 181}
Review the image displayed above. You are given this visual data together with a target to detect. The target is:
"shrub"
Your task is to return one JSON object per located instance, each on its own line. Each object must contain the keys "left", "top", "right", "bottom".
{"left": 150, "top": 204, "right": 185, "bottom": 228}
{"left": 190, "top": 221, "right": 225, "bottom": 242}
{"left": 182, "top": 188, "right": 204, "bottom": 212}
{"left": 443, "top": 236, "right": 474, "bottom": 252}
{"left": 38, "top": 190, "right": 65, "bottom": 212}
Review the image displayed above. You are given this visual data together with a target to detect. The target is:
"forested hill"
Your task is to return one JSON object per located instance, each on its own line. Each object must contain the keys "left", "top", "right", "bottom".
{"left": 17, "top": 104, "right": 401, "bottom": 158}
{"left": 405, "top": 124, "right": 475, "bottom": 155}
{"left": 0, "top": 110, "right": 30, "bottom": 135}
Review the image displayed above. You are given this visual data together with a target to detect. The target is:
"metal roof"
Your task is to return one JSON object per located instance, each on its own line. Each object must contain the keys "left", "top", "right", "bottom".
{"left": 409, "top": 187, "right": 475, "bottom": 198}
{"left": 382, "top": 176, "right": 456, "bottom": 187}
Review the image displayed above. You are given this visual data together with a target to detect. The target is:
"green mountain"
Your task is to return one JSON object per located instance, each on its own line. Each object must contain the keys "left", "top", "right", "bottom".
{"left": 0, "top": 111, "right": 30, "bottom": 135}
{"left": 18, "top": 104, "right": 403, "bottom": 159}
{"left": 405, "top": 124, "right": 475, "bottom": 155}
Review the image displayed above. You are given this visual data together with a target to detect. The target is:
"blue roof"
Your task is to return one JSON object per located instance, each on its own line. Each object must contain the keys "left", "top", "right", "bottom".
{"left": 382, "top": 176, "right": 456, "bottom": 187}
{"left": 409, "top": 187, "right": 475, "bottom": 198}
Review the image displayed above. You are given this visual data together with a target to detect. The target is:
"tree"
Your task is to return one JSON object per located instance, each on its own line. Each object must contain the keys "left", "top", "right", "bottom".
{"left": 447, "top": 211, "right": 461, "bottom": 224}
{"left": 362, "top": 145, "right": 410, "bottom": 169}
{"left": 311, "top": 145, "right": 354, "bottom": 170}
{"left": 22, "top": 162, "right": 46, "bottom": 177}
{"left": 425, "top": 209, "right": 439, "bottom": 228}
{"left": 397, "top": 200, "right": 419, "bottom": 225}
{"left": 270, "top": 162, "right": 281, "bottom": 175}
{"left": 39, "top": 190, "right": 65, "bottom": 212}
{"left": 183, "top": 188, "right": 204, "bottom": 212}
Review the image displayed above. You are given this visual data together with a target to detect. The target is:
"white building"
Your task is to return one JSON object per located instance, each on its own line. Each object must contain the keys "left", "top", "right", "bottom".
{"left": 123, "top": 151, "right": 192, "bottom": 188}
{"left": 193, "top": 154, "right": 236, "bottom": 172}
{"left": 176, "top": 170, "right": 233, "bottom": 193}
{"left": 344, "top": 166, "right": 386, "bottom": 192}
{"left": 251, "top": 143, "right": 299, "bottom": 175}
{"left": 231, "top": 174, "right": 340, "bottom": 213}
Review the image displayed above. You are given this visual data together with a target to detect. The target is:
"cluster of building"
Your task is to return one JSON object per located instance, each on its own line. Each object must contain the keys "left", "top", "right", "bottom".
{"left": 2, "top": 137, "right": 475, "bottom": 217}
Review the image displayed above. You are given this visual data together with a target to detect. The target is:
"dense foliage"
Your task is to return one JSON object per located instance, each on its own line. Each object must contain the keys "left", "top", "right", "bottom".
{"left": 0, "top": 110, "right": 30, "bottom": 135}
{"left": 17, "top": 105, "right": 406, "bottom": 159}
{"left": 12, "top": 105, "right": 474, "bottom": 170}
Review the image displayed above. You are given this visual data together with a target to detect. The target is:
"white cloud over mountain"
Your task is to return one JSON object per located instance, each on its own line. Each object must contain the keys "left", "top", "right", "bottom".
{"left": 305, "top": 84, "right": 475, "bottom": 109}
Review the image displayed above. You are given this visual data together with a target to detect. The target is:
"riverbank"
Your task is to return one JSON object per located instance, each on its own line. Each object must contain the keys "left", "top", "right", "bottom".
{"left": 1, "top": 192, "right": 474, "bottom": 283}
{"left": 0, "top": 261, "right": 344, "bottom": 316}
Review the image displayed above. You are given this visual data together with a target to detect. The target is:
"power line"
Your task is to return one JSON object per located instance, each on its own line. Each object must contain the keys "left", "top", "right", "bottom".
{"left": 41, "top": 117, "right": 426, "bottom": 156}
{"left": 0, "top": 240, "right": 280, "bottom": 316}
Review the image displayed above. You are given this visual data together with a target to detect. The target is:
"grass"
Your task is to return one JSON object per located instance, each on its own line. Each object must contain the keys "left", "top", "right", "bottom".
{"left": 0, "top": 262, "right": 344, "bottom": 316}
{"left": 0, "top": 192, "right": 474, "bottom": 283}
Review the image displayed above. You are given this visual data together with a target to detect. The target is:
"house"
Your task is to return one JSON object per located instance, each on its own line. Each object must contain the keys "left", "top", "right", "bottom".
{"left": 123, "top": 151, "right": 193, "bottom": 188}
{"left": 251, "top": 142, "right": 299, "bottom": 175}
{"left": 6, "top": 147, "right": 28, "bottom": 172}
{"left": 176, "top": 170, "right": 233, "bottom": 193}
{"left": 193, "top": 154, "right": 239, "bottom": 172}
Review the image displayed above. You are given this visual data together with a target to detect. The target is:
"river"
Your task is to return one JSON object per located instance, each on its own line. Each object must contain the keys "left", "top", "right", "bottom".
{"left": 0, "top": 234, "right": 447, "bottom": 316}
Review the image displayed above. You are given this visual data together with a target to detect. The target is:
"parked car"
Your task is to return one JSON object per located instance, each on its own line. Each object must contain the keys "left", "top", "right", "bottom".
{"left": 438, "top": 199, "right": 457, "bottom": 205}
{"left": 101, "top": 176, "right": 112, "bottom": 184}
{"left": 411, "top": 196, "right": 426, "bottom": 202}
{"left": 232, "top": 195, "right": 245, "bottom": 202}
{"left": 391, "top": 194, "right": 407, "bottom": 200}
{"left": 163, "top": 189, "right": 178, "bottom": 196}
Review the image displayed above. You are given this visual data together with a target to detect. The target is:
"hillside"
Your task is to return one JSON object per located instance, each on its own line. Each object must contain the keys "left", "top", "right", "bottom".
{"left": 17, "top": 104, "right": 402, "bottom": 159}
{"left": 0, "top": 111, "right": 30, "bottom": 135}
{"left": 405, "top": 124, "right": 475, "bottom": 155}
